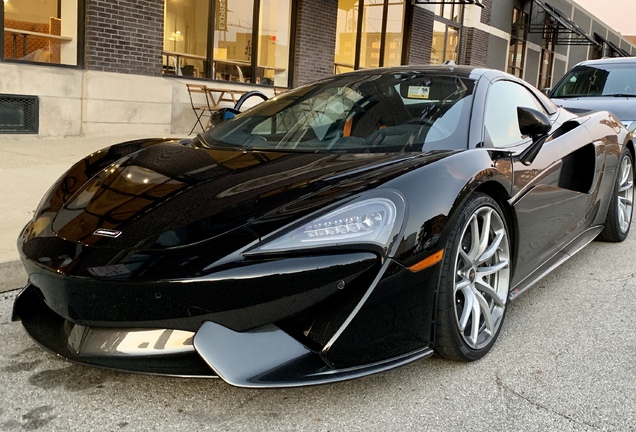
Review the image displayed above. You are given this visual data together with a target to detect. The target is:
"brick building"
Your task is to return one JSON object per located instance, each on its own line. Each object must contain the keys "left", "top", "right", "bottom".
{"left": 1, "top": 0, "right": 634, "bottom": 137}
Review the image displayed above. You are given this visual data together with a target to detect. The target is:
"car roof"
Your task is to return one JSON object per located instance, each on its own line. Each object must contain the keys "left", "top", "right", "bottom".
{"left": 574, "top": 57, "right": 636, "bottom": 67}
{"left": 337, "top": 64, "right": 492, "bottom": 80}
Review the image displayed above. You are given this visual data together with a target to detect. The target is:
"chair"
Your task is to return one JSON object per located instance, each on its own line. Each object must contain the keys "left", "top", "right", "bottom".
{"left": 186, "top": 84, "right": 215, "bottom": 134}
{"left": 235, "top": 65, "right": 245, "bottom": 82}
{"left": 181, "top": 64, "right": 195, "bottom": 77}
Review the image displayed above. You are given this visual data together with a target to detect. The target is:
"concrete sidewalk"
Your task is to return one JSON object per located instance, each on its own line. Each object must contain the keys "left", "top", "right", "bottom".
{"left": 0, "top": 134, "right": 184, "bottom": 291}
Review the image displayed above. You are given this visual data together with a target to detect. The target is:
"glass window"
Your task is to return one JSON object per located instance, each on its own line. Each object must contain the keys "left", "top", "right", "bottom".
{"left": 430, "top": 21, "right": 459, "bottom": 64}
{"left": 359, "top": 0, "right": 383, "bottom": 69}
{"left": 162, "top": 0, "right": 293, "bottom": 87}
{"left": 256, "top": 0, "right": 291, "bottom": 87}
{"left": 335, "top": 0, "right": 405, "bottom": 73}
{"left": 484, "top": 80, "right": 546, "bottom": 148}
{"left": 384, "top": 1, "right": 404, "bottom": 67}
{"left": 508, "top": 0, "right": 528, "bottom": 78}
{"left": 551, "top": 63, "right": 636, "bottom": 98}
{"left": 201, "top": 72, "right": 475, "bottom": 153}
{"left": 335, "top": 0, "right": 358, "bottom": 74}
{"left": 538, "top": 17, "right": 556, "bottom": 90}
{"left": 428, "top": 2, "right": 462, "bottom": 65}
{"left": 2, "top": 0, "right": 79, "bottom": 65}
{"left": 214, "top": 0, "right": 254, "bottom": 82}
{"left": 163, "top": 0, "right": 209, "bottom": 77}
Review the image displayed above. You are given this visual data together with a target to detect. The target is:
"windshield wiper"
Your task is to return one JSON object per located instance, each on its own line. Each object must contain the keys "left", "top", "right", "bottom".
{"left": 195, "top": 133, "right": 246, "bottom": 150}
{"left": 605, "top": 93, "right": 636, "bottom": 98}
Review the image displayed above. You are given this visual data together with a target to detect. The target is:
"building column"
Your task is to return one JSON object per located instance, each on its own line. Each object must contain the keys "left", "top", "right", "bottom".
{"left": 291, "top": 0, "right": 338, "bottom": 87}
{"left": 460, "top": 0, "right": 492, "bottom": 67}
{"left": 404, "top": 6, "right": 435, "bottom": 65}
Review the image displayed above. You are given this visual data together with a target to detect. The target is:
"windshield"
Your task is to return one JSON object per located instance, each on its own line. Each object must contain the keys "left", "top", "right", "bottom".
{"left": 200, "top": 73, "right": 475, "bottom": 153}
{"left": 551, "top": 63, "right": 636, "bottom": 98}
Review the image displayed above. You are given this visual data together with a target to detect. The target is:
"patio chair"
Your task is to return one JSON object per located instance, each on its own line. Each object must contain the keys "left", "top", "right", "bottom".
{"left": 186, "top": 84, "right": 215, "bottom": 134}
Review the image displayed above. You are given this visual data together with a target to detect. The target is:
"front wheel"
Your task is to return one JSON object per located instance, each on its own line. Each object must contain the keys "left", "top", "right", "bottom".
{"left": 599, "top": 148, "right": 634, "bottom": 242}
{"left": 435, "top": 193, "right": 511, "bottom": 362}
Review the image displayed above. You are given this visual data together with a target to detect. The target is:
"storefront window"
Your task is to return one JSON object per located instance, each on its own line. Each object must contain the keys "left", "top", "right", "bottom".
{"left": 256, "top": 0, "right": 291, "bottom": 87}
{"left": 335, "top": 0, "right": 405, "bottom": 73}
{"left": 538, "top": 19, "right": 556, "bottom": 90}
{"left": 383, "top": 0, "right": 404, "bottom": 67}
{"left": 430, "top": 21, "right": 460, "bottom": 64}
{"left": 214, "top": 0, "right": 253, "bottom": 82}
{"left": 334, "top": 0, "right": 358, "bottom": 74}
{"left": 163, "top": 0, "right": 209, "bottom": 77}
{"left": 508, "top": 0, "right": 528, "bottom": 78}
{"left": 163, "top": 0, "right": 293, "bottom": 87}
{"left": 428, "top": 1, "right": 462, "bottom": 65}
{"left": 2, "top": 0, "right": 79, "bottom": 65}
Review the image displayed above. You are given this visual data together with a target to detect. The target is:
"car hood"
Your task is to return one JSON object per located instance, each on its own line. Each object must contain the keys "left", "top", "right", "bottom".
{"left": 552, "top": 97, "right": 636, "bottom": 123}
{"left": 48, "top": 142, "right": 457, "bottom": 250}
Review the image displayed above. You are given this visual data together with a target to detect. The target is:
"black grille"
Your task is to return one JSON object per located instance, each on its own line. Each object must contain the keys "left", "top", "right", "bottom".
{"left": 0, "top": 94, "right": 39, "bottom": 134}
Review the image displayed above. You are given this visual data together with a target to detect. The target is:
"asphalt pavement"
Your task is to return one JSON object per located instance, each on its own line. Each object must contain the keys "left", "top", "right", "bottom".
{"left": 0, "top": 135, "right": 635, "bottom": 431}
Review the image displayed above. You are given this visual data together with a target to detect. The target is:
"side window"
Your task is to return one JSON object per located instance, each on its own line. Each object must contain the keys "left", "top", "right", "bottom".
{"left": 484, "top": 81, "right": 547, "bottom": 148}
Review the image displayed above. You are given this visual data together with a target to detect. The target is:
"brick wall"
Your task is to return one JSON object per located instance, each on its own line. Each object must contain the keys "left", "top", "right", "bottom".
{"left": 85, "top": 0, "right": 164, "bottom": 76}
{"left": 405, "top": 7, "right": 434, "bottom": 65}
{"left": 292, "top": 0, "right": 338, "bottom": 87}
{"left": 480, "top": 0, "right": 493, "bottom": 25}
{"left": 462, "top": 27, "right": 490, "bottom": 66}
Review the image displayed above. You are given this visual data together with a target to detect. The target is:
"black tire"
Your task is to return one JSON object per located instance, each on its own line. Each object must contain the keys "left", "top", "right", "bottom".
{"left": 435, "top": 193, "right": 512, "bottom": 362}
{"left": 599, "top": 148, "right": 634, "bottom": 242}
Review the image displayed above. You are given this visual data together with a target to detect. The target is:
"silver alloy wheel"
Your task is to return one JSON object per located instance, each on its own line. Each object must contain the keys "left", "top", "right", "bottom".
{"left": 617, "top": 155, "right": 634, "bottom": 234}
{"left": 453, "top": 205, "right": 510, "bottom": 350}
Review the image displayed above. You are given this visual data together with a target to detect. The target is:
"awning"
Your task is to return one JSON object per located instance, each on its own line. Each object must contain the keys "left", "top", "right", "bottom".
{"left": 526, "top": 0, "right": 599, "bottom": 46}
{"left": 414, "top": 0, "right": 484, "bottom": 8}
{"left": 596, "top": 34, "right": 630, "bottom": 57}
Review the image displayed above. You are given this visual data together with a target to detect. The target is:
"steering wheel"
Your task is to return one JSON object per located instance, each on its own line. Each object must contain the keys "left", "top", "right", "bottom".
{"left": 406, "top": 118, "right": 450, "bottom": 139}
{"left": 234, "top": 91, "right": 269, "bottom": 111}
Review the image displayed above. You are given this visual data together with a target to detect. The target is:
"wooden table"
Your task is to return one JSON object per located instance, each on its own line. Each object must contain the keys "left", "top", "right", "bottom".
{"left": 4, "top": 27, "right": 72, "bottom": 59}
{"left": 206, "top": 87, "right": 249, "bottom": 107}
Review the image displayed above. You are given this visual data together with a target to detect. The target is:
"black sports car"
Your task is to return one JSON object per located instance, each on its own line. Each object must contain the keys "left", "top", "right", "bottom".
{"left": 12, "top": 66, "right": 634, "bottom": 388}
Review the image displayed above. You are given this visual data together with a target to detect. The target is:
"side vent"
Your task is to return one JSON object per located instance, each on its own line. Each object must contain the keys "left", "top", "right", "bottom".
{"left": 0, "top": 94, "right": 39, "bottom": 134}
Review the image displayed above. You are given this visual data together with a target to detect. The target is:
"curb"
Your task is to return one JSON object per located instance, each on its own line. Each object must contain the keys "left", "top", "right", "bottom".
{"left": 0, "top": 260, "right": 26, "bottom": 293}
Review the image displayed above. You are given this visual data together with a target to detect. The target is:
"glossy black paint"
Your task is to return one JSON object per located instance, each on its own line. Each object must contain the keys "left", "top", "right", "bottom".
{"left": 12, "top": 66, "right": 634, "bottom": 386}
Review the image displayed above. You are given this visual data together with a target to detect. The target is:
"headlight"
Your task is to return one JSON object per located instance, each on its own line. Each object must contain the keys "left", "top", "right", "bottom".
{"left": 251, "top": 196, "right": 403, "bottom": 254}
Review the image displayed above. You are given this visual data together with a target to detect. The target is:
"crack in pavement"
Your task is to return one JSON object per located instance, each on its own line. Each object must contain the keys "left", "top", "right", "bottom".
{"left": 496, "top": 375, "right": 603, "bottom": 430}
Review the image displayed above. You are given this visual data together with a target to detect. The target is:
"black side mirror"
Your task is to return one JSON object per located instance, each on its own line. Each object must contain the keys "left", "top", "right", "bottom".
{"left": 516, "top": 107, "right": 552, "bottom": 166}
{"left": 518, "top": 106, "right": 551, "bottom": 139}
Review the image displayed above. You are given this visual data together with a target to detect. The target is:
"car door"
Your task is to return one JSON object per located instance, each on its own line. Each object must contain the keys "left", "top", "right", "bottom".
{"left": 482, "top": 79, "right": 605, "bottom": 287}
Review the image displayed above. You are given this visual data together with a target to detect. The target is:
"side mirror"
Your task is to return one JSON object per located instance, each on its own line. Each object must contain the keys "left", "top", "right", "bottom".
{"left": 516, "top": 107, "right": 551, "bottom": 166}
{"left": 518, "top": 107, "right": 551, "bottom": 139}
{"left": 542, "top": 87, "right": 552, "bottom": 96}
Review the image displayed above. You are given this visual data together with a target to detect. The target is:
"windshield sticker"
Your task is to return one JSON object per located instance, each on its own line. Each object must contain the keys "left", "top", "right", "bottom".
{"left": 407, "top": 86, "right": 430, "bottom": 99}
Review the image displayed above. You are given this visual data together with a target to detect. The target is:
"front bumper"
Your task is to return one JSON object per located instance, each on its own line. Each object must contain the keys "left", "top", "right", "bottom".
{"left": 14, "top": 248, "right": 441, "bottom": 387}
{"left": 14, "top": 281, "right": 434, "bottom": 387}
